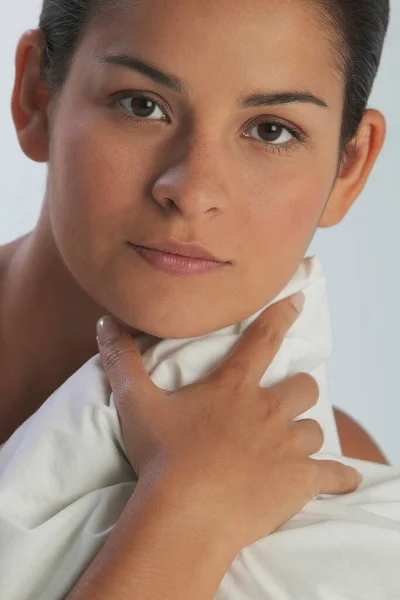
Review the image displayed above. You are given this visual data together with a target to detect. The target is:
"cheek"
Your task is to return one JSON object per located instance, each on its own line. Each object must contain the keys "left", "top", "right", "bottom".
{"left": 238, "top": 170, "right": 331, "bottom": 299}
{"left": 241, "top": 170, "right": 329, "bottom": 252}
{"left": 48, "top": 116, "right": 151, "bottom": 272}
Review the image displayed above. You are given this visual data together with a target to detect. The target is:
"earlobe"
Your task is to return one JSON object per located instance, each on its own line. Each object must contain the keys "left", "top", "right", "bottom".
{"left": 11, "top": 29, "right": 50, "bottom": 163}
{"left": 318, "top": 109, "right": 386, "bottom": 229}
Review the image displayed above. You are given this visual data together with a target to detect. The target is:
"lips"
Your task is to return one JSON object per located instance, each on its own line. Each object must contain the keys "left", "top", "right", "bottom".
{"left": 131, "top": 237, "right": 227, "bottom": 263}
{"left": 130, "top": 244, "right": 230, "bottom": 276}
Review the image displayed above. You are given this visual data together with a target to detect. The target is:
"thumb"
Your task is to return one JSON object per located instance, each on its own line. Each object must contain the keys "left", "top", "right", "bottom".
{"left": 96, "top": 316, "right": 162, "bottom": 408}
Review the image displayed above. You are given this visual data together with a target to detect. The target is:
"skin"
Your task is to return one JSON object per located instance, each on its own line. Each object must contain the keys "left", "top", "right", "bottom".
{"left": 0, "top": 0, "right": 388, "bottom": 463}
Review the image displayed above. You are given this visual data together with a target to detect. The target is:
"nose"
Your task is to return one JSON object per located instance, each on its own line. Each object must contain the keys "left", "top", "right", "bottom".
{"left": 152, "top": 137, "right": 229, "bottom": 219}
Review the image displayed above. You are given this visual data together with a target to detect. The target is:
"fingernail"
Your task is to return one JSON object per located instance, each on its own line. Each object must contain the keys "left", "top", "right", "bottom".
{"left": 357, "top": 471, "right": 364, "bottom": 485}
{"left": 290, "top": 291, "right": 305, "bottom": 313}
{"left": 97, "top": 316, "right": 120, "bottom": 345}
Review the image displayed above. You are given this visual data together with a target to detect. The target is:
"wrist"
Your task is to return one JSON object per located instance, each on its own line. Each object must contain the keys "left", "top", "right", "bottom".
{"left": 131, "top": 474, "right": 241, "bottom": 563}
{"left": 94, "top": 476, "right": 241, "bottom": 600}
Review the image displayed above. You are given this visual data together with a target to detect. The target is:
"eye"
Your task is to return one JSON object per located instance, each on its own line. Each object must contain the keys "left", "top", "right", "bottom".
{"left": 110, "top": 94, "right": 306, "bottom": 153}
{"left": 245, "top": 121, "right": 301, "bottom": 147}
{"left": 119, "top": 94, "right": 169, "bottom": 121}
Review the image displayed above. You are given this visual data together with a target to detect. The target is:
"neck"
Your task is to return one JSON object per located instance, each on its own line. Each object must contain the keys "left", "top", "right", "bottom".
{"left": 0, "top": 203, "right": 140, "bottom": 439}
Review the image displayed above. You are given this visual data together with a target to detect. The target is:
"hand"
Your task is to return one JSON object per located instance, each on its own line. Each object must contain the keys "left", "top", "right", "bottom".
{"left": 96, "top": 293, "right": 362, "bottom": 551}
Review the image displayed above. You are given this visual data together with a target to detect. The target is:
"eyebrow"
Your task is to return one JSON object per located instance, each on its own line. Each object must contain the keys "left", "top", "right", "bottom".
{"left": 98, "top": 53, "right": 329, "bottom": 110}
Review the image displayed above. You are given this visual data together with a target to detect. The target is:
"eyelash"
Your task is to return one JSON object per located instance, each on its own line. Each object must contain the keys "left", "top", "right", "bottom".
{"left": 107, "top": 91, "right": 307, "bottom": 156}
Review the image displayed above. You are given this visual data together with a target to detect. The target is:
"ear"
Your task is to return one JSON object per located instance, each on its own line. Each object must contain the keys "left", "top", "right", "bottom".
{"left": 318, "top": 109, "right": 386, "bottom": 228}
{"left": 11, "top": 29, "right": 51, "bottom": 163}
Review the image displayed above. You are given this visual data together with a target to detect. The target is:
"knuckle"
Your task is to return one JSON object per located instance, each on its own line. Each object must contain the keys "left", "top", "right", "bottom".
{"left": 291, "top": 419, "right": 325, "bottom": 453}
{"left": 312, "top": 420, "right": 325, "bottom": 451}
{"left": 307, "top": 417, "right": 323, "bottom": 437}
{"left": 296, "top": 372, "right": 320, "bottom": 398}
{"left": 231, "top": 371, "right": 253, "bottom": 394}
{"left": 220, "top": 363, "right": 253, "bottom": 392}
{"left": 102, "top": 341, "right": 133, "bottom": 372}
{"left": 258, "top": 321, "right": 281, "bottom": 346}
{"left": 307, "top": 419, "right": 325, "bottom": 452}
{"left": 314, "top": 422, "right": 325, "bottom": 449}
{"left": 266, "top": 392, "right": 285, "bottom": 419}
{"left": 103, "top": 345, "right": 126, "bottom": 371}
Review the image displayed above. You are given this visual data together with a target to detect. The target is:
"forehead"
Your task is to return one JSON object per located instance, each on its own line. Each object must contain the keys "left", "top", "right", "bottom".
{"left": 81, "top": 0, "right": 344, "bottom": 109}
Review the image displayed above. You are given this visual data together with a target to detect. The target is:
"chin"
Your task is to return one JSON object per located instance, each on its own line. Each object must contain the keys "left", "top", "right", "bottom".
{"left": 87, "top": 262, "right": 248, "bottom": 340}
{"left": 129, "top": 313, "right": 227, "bottom": 340}
{"left": 110, "top": 301, "right": 236, "bottom": 341}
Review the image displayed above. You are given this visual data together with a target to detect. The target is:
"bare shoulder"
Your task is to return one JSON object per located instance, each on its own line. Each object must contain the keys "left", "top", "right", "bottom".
{"left": 333, "top": 407, "right": 389, "bottom": 465}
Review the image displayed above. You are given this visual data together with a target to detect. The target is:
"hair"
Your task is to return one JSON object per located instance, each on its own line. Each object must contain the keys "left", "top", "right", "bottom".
{"left": 38, "top": 0, "right": 390, "bottom": 164}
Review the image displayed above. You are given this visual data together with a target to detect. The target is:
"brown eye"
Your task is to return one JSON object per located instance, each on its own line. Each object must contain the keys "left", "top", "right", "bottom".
{"left": 120, "top": 95, "right": 167, "bottom": 120}
{"left": 249, "top": 122, "right": 293, "bottom": 145}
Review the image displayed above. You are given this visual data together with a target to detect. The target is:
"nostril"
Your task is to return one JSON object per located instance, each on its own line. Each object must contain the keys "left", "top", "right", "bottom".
{"left": 167, "top": 198, "right": 178, "bottom": 211}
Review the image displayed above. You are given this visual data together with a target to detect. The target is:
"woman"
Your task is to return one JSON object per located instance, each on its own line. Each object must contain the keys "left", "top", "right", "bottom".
{"left": 0, "top": 0, "right": 389, "bottom": 460}
{"left": 0, "top": 0, "right": 394, "bottom": 597}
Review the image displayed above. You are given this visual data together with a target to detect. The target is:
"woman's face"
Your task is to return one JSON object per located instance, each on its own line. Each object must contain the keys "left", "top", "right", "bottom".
{"left": 46, "top": 0, "right": 344, "bottom": 338}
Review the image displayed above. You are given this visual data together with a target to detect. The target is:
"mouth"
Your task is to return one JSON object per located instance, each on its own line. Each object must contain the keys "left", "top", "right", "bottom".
{"left": 128, "top": 243, "right": 231, "bottom": 277}
{"left": 130, "top": 237, "right": 229, "bottom": 263}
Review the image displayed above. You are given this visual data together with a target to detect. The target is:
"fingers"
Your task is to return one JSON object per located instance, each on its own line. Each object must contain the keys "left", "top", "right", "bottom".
{"left": 213, "top": 293, "right": 305, "bottom": 386}
{"left": 310, "top": 459, "right": 363, "bottom": 495}
{"left": 96, "top": 316, "right": 162, "bottom": 408}
{"left": 269, "top": 372, "right": 320, "bottom": 420}
{"left": 292, "top": 418, "right": 324, "bottom": 456}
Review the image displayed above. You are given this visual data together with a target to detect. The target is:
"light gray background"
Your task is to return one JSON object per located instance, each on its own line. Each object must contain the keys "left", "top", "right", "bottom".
{"left": 1, "top": 1, "right": 399, "bottom": 464}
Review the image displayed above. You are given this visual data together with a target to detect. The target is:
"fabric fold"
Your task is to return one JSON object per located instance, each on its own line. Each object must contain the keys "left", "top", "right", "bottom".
{"left": 1, "top": 254, "right": 400, "bottom": 600}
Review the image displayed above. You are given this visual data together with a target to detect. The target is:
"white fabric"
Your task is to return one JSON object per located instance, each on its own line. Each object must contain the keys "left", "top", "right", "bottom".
{"left": 0, "top": 255, "right": 399, "bottom": 600}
